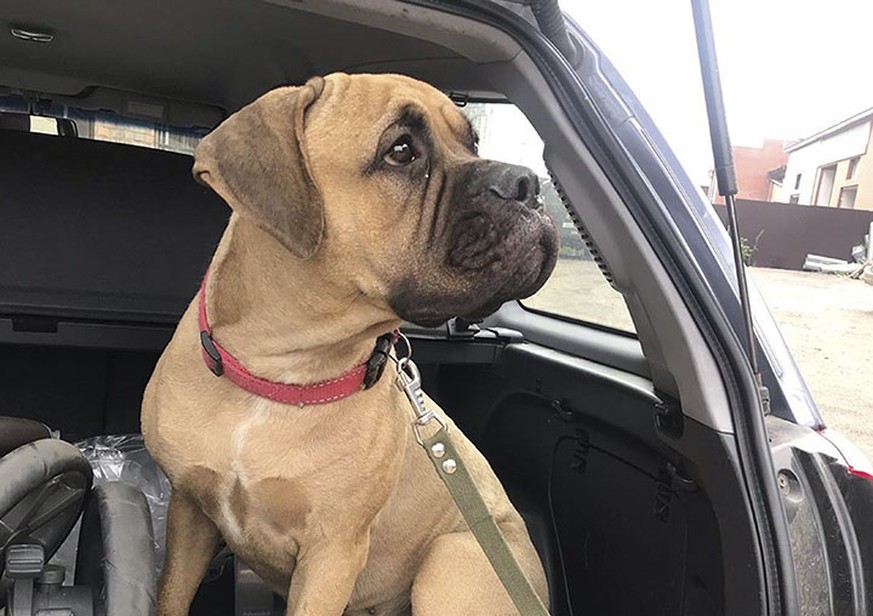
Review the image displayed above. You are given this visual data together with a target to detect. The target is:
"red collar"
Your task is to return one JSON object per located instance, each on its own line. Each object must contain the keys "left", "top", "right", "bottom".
{"left": 198, "top": 272, "right": 395, "bottom": 406}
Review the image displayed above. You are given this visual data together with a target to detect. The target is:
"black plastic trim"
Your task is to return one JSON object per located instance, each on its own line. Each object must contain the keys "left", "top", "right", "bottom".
{"left": 797, "top": 452, "right": 867, "bottom": 614}
{"left": 0, "top": 317, "right": 174, "bottom": 351}
{"left": 486, "top": 302, "right": 648, "bottom": 378}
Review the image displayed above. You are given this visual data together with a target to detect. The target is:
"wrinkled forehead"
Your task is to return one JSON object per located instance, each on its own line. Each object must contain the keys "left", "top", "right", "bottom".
{"left": 305, "top": 73, "right": 474, "bottom": 151}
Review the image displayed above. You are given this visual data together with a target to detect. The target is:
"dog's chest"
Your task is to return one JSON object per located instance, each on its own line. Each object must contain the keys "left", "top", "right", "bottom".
{"left": 185, "top": 395, "right": 409, "bottom": 579}
{"left": 203, "top": 400, "right": 316, "bottom": 537}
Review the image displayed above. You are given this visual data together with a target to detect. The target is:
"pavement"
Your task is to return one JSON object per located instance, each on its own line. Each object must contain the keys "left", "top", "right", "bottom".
{"left": 750, "top": 267, "right": 873, "bottom": 459}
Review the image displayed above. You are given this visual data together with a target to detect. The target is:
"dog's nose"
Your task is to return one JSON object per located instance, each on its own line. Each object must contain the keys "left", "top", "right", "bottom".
{"left": 489, "top": 164, "right": 541, "bottom": 209}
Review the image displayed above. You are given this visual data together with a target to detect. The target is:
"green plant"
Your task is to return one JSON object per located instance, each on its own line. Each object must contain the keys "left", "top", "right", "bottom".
{"left": 740, "top": 229, "right": 765, "bottom": 266}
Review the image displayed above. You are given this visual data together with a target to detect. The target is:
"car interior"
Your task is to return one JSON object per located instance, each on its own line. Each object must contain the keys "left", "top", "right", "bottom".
{"left": 0, "top": 1, "right": 771, "bottom": 615}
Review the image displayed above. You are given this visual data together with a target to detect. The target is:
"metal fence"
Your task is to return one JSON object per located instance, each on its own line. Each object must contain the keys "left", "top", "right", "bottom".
{"left": 712, "top": 199, "right": 873, "bottom": 269}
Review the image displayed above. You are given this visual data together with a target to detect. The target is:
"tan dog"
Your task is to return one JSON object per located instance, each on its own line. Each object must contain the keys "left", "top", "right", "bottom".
{"left": 142, "top": 72, "right": 557, "bottom": 616}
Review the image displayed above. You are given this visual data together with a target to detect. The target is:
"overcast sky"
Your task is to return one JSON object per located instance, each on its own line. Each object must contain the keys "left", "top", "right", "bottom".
{"left": 563, "top": 0, "right": 873, "bottom": 185}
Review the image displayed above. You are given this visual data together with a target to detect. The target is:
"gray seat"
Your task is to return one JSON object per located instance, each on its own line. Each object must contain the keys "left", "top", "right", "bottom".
{"left": 0, "top": 416, "right": 51, "bottom": 458}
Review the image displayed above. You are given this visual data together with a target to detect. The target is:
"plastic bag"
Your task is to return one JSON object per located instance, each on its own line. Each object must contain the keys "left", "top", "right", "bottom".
{"left": 75, "top": 434, "right": 171, "bottom": 572}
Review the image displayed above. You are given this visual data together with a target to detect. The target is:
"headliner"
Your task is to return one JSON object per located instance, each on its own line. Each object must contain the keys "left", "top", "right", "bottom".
{"left": 0, "top": 0, "right": 506, "bottom": 128}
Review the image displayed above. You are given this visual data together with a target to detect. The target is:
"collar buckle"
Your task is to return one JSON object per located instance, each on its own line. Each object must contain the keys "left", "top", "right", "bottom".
{"left": 199, "top": 330, "right": 224, "bottom": 377}
{"left": 362, "top": 332, "right": 396, "bottom": 390}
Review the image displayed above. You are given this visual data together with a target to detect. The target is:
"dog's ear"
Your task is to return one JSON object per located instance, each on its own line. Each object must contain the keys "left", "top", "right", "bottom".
{"left": 193, "top": 77, "right": 326, "bottom": 259}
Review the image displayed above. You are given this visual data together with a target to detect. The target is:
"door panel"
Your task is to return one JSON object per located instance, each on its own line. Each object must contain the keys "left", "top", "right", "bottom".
{"left": 417, "top": 337, "right": 728, "bottom": 616}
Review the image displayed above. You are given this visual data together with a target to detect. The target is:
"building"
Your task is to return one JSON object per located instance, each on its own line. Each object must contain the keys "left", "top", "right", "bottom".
{"left": 708, "top": 139, "right": 789, "bottom": 204}
{"left": 773, "top": 107, "right": 873, "bottom": 210}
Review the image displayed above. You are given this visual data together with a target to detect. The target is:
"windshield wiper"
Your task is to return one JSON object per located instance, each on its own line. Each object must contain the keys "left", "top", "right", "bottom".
{"left": 691, "top": 0, "right": 770, "bottom": 414}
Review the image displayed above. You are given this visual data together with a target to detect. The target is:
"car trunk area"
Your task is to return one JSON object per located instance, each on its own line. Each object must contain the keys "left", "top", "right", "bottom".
{"left": 0, "top": 343, "right": 726, "bottom": 616}
{"left": 0, "top": 126, "right": 728, "bottom": 615}
{"left": 0, "top": 345, "right": 155, "bottom": 441}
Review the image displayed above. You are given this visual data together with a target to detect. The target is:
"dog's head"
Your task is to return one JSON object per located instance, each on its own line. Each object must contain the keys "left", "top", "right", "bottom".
{"left": 194, "top": 73, "right": 558, "bottom": 327}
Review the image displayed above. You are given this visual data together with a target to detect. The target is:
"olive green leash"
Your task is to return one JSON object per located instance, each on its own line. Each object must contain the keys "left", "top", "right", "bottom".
{"left": 393, "top": 343, "right": 550, "bottom": 616}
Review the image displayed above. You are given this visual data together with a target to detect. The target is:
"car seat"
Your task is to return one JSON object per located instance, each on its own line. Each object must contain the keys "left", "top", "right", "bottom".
{"left": 0, "top": 416, "right": 156, "bottom": 616}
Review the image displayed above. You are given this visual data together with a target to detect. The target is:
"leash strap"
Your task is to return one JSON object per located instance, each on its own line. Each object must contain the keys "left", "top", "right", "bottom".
{"left": 420, "top": 428, "right": 550, "bottom": 616}
{"left": 395, "top": 355, "right": 549, "bottom": 616}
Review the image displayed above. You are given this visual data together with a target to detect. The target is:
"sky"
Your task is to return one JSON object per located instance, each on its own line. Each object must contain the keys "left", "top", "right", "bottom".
{"left": 562, "top": 0, "right": 873, "bottom": 185}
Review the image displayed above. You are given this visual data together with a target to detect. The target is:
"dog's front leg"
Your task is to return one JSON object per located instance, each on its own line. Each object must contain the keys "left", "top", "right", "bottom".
{"left": 285, "top": 534, "right": 370, "bottom": 616}
{"left": 158, "top": 490, "right": 221, "bottom": 616}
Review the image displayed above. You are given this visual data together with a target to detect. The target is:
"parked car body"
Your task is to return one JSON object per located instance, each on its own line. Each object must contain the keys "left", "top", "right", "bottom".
{"left": 1, "top": 1, "right": 871, "bottom": 614}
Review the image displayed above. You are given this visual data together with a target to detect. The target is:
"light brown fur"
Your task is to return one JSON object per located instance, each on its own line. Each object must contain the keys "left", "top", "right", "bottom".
{"left": 142, "top": 73, "right": 551, "bottom": 616}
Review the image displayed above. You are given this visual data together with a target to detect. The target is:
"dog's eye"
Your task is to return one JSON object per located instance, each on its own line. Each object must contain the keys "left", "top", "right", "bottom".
{"left": 384, "top": 136, "right": 417, "bottom": 166}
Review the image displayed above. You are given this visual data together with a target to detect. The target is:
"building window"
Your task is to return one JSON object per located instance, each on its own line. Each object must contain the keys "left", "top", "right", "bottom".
{"left": 838, "top": 186, "right": 858, "bottom": 209}
{"left": 789, "top": 194, "right": 800, "bottom": 204}
{"left": 847, "top": 157, "right": 860, "bottom": 179}
{"left": 794, "top": 173, "right": 802, "bottom": 189}
{"left": 814, "top": 164, "right": 838, "bottom": 206}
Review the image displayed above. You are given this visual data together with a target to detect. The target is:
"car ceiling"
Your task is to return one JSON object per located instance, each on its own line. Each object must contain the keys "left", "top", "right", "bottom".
{"left": 0, "top": 0, "right": 489, "bottom": 127}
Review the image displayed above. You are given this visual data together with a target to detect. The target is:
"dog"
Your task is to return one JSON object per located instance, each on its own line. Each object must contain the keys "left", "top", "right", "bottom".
{"left": 142, "top": 72, "right": 557, "bottom": 616}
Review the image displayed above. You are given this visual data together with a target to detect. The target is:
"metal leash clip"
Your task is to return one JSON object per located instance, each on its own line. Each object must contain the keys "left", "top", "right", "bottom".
{"left": 395, "top": 354, "right": 447, "bottom": 446}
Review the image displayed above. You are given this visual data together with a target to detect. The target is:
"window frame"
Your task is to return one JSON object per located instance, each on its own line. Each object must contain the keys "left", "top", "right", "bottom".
{"left": 813, "top": 163, "right": 838, "bottom": 206}
{"left": 847, "top": 156, "right": 860, "bottom": 180}
{"left": 837, "top": 184, "right": 858, "bottom": 209}
{"left": 519, "top": 299, "right": 639, "bottom": 339}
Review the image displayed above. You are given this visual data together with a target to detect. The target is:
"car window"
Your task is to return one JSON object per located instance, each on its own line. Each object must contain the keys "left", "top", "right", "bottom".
{"left": 0, "top": 96, "right": 203, "bottom": 155}
{"left": 461, "top": 102, "right": 636, "bottom": 334}
{"left": 85, "top": 115, "right": 201, "bottom": 155}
